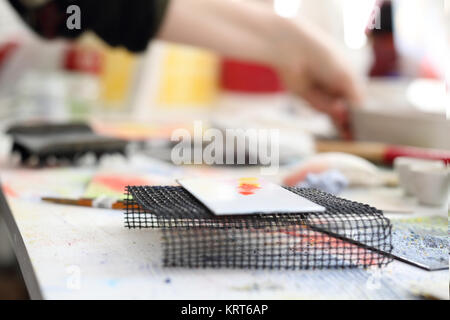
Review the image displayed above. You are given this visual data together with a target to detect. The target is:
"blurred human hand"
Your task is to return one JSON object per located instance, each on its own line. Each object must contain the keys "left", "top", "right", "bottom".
{"left": 159, "top": 0, "right": 363, "bottom": 138}
{"left": 270, "top": 19, "right": 363, "bottom": 139}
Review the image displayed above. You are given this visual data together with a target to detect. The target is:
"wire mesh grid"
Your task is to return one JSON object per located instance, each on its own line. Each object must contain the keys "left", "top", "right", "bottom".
{"left": 124, "top": 186, "right": 393, "bottom": 269}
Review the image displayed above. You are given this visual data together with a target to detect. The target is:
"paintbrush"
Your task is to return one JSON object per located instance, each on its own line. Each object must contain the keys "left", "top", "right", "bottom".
{"left": 41, "top": 196, "right": 139, "bottom": 210}
{"left": 316, "top": 140, "right": 450, "bottom": 165}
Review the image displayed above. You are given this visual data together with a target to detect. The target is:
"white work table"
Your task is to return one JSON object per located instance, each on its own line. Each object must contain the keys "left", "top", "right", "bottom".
{"left": 0, "top": 166, "right": 448, "bottom": 300}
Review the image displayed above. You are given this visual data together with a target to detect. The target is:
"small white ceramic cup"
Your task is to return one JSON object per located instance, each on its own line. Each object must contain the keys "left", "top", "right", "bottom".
{"left": 410, "top": 165, "right": 449, "bottom": 206}
{"left": 394, "top": 157, "right": 445, "bottom": 196}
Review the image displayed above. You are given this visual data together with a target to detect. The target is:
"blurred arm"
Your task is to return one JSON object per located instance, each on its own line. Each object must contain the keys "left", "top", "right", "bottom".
{"left": 157, "top": 0, "right": 287, "bottom": 67}
{"left": 159, "top": 0, "right": 362, "bottom": 138}
{"left": 9, "top": 0, "right": 362, "bottom": 137}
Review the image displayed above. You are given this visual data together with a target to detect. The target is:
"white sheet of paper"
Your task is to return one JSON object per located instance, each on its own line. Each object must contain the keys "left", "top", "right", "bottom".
{"left": 177, "top": 177, "right": 326, "bottom": 215}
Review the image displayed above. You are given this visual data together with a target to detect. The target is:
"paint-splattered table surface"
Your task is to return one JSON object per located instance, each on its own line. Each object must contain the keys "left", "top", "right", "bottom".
{"left": 0, "top": 166, "right": 448, "bottom": 300}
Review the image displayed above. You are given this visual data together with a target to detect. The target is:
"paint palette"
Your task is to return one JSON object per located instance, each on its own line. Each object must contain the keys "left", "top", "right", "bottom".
{"left": 177, "top": 177, "right": 325, "bottom": 216}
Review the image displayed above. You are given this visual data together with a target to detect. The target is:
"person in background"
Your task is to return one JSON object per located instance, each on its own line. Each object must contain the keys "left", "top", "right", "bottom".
{"left": 8, "top": 0, "right": 362, "bottom": 138}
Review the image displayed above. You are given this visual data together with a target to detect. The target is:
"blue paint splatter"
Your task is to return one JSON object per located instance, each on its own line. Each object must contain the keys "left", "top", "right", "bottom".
{"left": 391, "top": 216, "right": 448, "bottom": 270}
{"left": 107, "top": 279, "right": 119, "bottom": 287}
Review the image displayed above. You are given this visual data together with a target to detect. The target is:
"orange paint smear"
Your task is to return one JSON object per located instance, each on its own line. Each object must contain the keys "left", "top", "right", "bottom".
{"left": 95, "top": 175, "right": 151, "bottom": 192}
{"left": 238, "top": 183, "right": 261, "bottom": 195}
{"left": 281, "top": 229, "right": 382, "bottom": 266}
{"left": 2, "top": 184, "right": 18, "bottom": 198}
{"left": 237, "top": 177, "right": 261, "bottom": 196}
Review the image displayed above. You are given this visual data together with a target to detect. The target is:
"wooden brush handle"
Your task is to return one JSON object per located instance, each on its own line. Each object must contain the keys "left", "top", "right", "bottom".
{"left": 316, "top": 141, "right": 385, "bottom": 163}
{"left": 316, "top": 140, "right": 450, "bottom": 165}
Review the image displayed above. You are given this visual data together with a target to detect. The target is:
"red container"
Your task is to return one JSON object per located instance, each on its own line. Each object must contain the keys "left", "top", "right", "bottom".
{"left": 64, "top": 45, "right": 103, "bottom": 75}
{"left": 0, "top": 41, "right": 19, "bottom": 69}
{"left": 220, "top": 59, "right": 284, "bottom": 93}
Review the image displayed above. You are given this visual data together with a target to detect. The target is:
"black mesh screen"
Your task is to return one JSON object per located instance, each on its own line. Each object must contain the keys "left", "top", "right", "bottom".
{"left": 124, "top": 186, "right": 393, "bottom": 269}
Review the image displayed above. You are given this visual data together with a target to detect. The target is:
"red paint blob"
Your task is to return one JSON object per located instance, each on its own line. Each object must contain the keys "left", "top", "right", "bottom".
{"left": 238, "top": 183, "right": 260, "bottom": 196}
